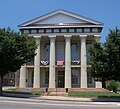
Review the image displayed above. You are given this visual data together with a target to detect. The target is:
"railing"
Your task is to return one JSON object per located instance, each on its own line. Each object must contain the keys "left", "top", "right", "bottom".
{"left": 26, "top": 60, "right": 81, "bottom": 66}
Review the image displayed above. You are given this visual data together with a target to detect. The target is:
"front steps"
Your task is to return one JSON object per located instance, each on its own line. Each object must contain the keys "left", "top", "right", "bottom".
{"left": 44, "top": 92, "right": 68, "bottom": 96}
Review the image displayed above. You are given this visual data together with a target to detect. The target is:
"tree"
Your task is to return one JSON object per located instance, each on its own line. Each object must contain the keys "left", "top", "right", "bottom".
{"left": 89, "top": 28, "right": 120, "bottom": 88}
{"left": 89, "top": 42, "right": 107, "bottom": 88}
{"left": 0, "top": 28, "right": 37, "bottom": 95}
{"left": 104, "top": 28, "right": 120, "bottom": 81}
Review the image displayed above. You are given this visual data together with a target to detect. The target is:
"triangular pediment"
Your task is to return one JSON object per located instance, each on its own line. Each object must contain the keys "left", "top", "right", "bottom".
{"left": 34, "top": 13, "right": 91, "bottom": 24}
{"left": 19, "top": 9, "right": 103, "bottom": 27}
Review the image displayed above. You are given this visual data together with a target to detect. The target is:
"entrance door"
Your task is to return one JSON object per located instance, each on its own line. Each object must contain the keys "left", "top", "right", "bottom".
{"left": 58, "top": 71, "right": 64, "bottom": 88}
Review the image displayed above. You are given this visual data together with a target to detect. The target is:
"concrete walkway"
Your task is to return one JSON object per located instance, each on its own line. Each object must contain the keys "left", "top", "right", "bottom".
{"left": 33, "top": 95, "right": 120, "bottom": 102}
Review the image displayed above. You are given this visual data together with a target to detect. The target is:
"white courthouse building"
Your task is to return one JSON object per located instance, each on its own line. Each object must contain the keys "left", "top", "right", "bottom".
{"left": 18, "top": 9, "right": 103, "bottom": 89}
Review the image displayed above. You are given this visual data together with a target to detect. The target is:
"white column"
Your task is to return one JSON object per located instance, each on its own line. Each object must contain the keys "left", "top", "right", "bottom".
{"left": 49, "top": 35, "right": 56, "bottom": 88}
{"left": 65, "top": 35, "right": 71, "bottom": 88}
{"left": 19, "top": 65, "right": 26, "bottom": 88}
{"left": 94, "top": 35, "right": 102, "bottom": 88}
{"left": 33, "top": 37, "right": 41, "bottom": 88}
{"left": 80, "top": 35, "right": 87, "bottom": 88}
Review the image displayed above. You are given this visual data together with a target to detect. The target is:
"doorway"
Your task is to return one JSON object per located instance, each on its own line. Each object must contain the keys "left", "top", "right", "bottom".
{"left": 58, "top": 71, "right": 65, "bottom": 88}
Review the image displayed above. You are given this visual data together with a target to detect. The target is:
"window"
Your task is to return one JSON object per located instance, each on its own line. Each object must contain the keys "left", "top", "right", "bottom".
{"left": 39, "top": 29, "right": 44, "bottom": 33}
{"left": 24, "top": 30, "right": 29, "bottom": 34}
{"left": 71, "top": 43, "right": 79, "bottom": 61}
{"left": 61, "top": 29, "right": 67, "bottom": 33}
{"left": 87, "top": 44, "right": 91, "bottom": 63}
{"left": 45, "top": 71, "right": 49, "bottom": 85}
{"left": 54, "top": 29, "right": 59, "bottom": 33}
{"left": 92, "top": 28, "right": 98, "bottom": 33}
{"left": 31, "top": 29, "right": 36, "bottom": 34}
{"left": 87, "top": 72, "right": 92, "bottom": 84}
{"left": 69, "top": 29, "right": 74, "bottom": 33}
{"left": 76, "top": 28, "right": 82, "bottom": 32}
{"left": 56, "top": 42, "right": 65, "bottom": 61}
{"left": 46, "top": 29, "right": 52, "bottom": 33}
{"left": 84, "top": 28, "right": 90, "bottom": 32}
{"left": 44, "top": 43, "right": 50, "bottom": 61}
{"left": 72, "top": 69, "right": 79, "bottom": 86}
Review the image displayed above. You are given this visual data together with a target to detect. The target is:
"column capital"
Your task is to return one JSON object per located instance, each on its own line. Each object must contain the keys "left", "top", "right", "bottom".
{"left": 49, "top": 35, "right": 56, "bottom": 38}
{"left": 94, "top": 35, "right": 101, "bottom": 37}
{"left": 79, "top": 35, "right": 87, "bottom": 38}
{"left": 34, "top": 36, "right": 41, "bottom": 39}
{"left": 94, "top": 35, "right": 101, "bottom": 42}
{"left": 64, "top": 35, "right": 72, "bottom": 38}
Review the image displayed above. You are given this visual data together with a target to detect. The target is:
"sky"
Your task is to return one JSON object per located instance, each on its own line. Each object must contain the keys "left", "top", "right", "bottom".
{"left": 0, "top": 0, "right": 120, "bottom": 42}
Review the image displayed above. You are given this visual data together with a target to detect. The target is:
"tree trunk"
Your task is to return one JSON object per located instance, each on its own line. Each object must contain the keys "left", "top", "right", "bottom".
{"left": 0, "top": 75, "right": 3, "bottom": 95}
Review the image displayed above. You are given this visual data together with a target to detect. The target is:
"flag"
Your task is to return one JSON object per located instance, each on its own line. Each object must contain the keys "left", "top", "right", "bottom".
{"left": 57, "top": 61, "right": 64, "bottom": 65}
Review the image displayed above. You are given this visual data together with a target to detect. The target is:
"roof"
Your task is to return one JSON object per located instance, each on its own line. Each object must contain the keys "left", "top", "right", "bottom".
{"left": 18, "top": 9, "right": 104, "bottom": 29}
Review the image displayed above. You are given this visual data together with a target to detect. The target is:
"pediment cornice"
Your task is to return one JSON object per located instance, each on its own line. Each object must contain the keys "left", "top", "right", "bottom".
{"left": 18, "top": 9, "right": 103, "bottom": 29}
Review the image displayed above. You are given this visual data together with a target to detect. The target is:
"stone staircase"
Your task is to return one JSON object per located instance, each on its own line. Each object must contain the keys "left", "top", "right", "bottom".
{"left": 45, "top": 92, "right": 68, "bottom": 96}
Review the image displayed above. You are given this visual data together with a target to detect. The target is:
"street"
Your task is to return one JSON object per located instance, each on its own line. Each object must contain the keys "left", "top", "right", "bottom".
{"left": 0, "top": 97, "right": 120, "bottom": 109}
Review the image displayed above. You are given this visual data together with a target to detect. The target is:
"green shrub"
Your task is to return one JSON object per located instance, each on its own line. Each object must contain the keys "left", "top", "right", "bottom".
{"left": 107, "top": 80, "right": 118, "bottom": 93}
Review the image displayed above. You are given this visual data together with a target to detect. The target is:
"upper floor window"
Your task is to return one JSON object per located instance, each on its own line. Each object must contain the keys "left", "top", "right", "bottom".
{"left": 46, "top": 29, "right": 52, "bottom": 33}
{"left": 71, "top": 43, "right": 79, "bottom": 61}
{"left": 44, "top": 43, "right": 50, "bottom": 61}
{"left": 54, "top": 29, "right": 59, "bottom": 33}
{"left": 76, "top": 28, "right": 82, "bottom": 33}
{"left": 23, "top": 30, "right": 29, "bottom": 34}
{"left": 31, "top": 29, "right": 37, "bottom": 34}
{"left": 87, "top": 44, "right": 91, "bottom": 63}
{"left": 39, "top": 29, "right": 44, "bottom": 33}
{"left": 84, "top": 28, "right": 90, "bottom": 33}
{"left": 61, "top": 29, "right": 67, "bottom": 33}
{"left": 92, "top": 28, "right": 98, "bottom": 33}
{"left": 56, "top": 42, "right": 65, "bottom": 61}
{"left": 69, "top": 29, "right": 75, "bottom": 33}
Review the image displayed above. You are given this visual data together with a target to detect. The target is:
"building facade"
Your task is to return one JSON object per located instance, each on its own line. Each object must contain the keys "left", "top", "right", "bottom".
{"left": 18, "top": 9, "right": 103, "bottom": 88}
{"left": 3, "top": 71, "right": 19, "bottom": 87}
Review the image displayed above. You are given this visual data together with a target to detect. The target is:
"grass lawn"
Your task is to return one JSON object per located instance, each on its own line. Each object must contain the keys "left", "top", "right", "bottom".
{"left": 3, "top": 88, "right": 45, "bottom": 97}
{"left": 31, "top": 91, "right": 45, "bottom": 95}
{"left": 69, "top": 92, "right": 120, "bottom": 98}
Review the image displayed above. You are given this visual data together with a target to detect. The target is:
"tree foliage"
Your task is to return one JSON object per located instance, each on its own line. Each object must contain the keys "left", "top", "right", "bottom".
{"left": 89, "top": 28, "right": 120, "bottom": 87}
{"left": 0, "top": 28, "right": 37, "bottom": 94}
{"left": 89, "top": 42, "right": 107, "bottom": 81}
{"left": 104, "top": 28, "right": 120, "bottom": 81}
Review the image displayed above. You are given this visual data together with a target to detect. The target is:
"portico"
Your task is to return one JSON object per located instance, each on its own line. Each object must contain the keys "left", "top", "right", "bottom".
{"left": 18, "top": 9, "right": 103, "bottom": 89}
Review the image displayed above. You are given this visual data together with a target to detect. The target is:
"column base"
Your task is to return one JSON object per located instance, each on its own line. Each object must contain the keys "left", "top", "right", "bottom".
{"left": 19, "top": 66, "right": 26, "bottom": 88}
{"left": 95, "top": 81, "right": 102, "bottom": 88}
{"left": 33, "top": 66, "right": 40, "bottom": 88}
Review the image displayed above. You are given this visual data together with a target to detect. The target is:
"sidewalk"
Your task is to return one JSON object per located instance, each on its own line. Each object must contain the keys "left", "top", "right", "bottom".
{"left": 33, "top": 95, "right": 120, "bottom": 102}
{"left": 2, "top": 92, "right": 120, "bottom": 102}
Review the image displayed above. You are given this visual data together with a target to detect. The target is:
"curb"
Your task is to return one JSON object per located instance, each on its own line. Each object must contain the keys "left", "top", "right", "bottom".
{"left": 31, "top": 96, "right": 120, "bottom": 102}
{"left": 2, "top": 93, "right": 120, "bottom": 102}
